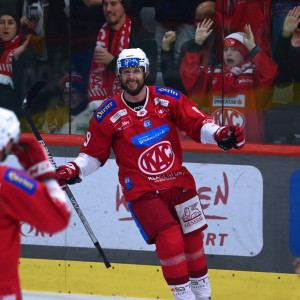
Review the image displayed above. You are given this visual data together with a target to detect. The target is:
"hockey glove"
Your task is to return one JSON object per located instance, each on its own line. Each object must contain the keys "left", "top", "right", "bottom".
{"left": 214, "top": 125, "right": 245, "bottom": 151}
{"left": 12, "top": 135, "right": 55, "bottom": 181}
{"left": 56, "top": 162, "right": 82, "bottom": 185}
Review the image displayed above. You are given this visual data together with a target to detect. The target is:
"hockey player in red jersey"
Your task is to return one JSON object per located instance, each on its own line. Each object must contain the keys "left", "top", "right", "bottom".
{"left": 0, "top": 107, "right": 71, "bottom": 300}
{"left": 56, "top": 48, "right": 245, "bottom": 300}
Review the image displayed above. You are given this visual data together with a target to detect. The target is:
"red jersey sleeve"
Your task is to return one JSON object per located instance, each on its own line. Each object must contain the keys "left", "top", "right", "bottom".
{"left": 170, "top": 91, "right": 215, "bottom": 143}
{"left": 180, "top": 50, "right": 213, "bottom": 106}
{"left": 80, "top": 98, "right": 116, "bottom": 165}
{"left": 252, "top": 49, "right": 278, "bottom": 88}
{"left": 0, "top": 167, "right": 70, "bottom": 234}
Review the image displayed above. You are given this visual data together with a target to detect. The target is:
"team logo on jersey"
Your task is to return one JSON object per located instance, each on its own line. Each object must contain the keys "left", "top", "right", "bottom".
{"left": 138, "top": 141, "right": 175, "bottom": 175}
{"left": 110, "top": 109, "right": 127, "bottom": 123}
{"left": 137, "top": 108, "right": 147, "bottom": 117}
{"left": 144, "top": 120, "right": 152, "bottom": 129}
{"left": 131, "top": 124, "right": 169, "bottom": 148}
{"left": 154, "top": 97, "right": 169, "bottom": 107}
{"left": 156, "top": 87, "right": 181, "bottom": 100}
{"left": 211, "top": 108, "right": 246, "bottom": 128}
{"left": 4, "top": 169, "right": 37, "bottom": 195}
{"left": 95, "top": 99, "right": 117, "bottom": 123}
{"left": 155, "top": 107, "right": 169, "bottom": 118}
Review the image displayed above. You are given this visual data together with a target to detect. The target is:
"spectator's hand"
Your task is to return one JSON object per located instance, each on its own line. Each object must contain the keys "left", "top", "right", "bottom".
{"left": 20, "top": 16, "right": 36, "bottom": 30}
{"left": 82, "top": 0, "right": 102, "bottom": 6}
{"left": 282, "top": 6, "right": 300, "bottom": 38}
{"left": 162, "top": 31, "right": 176, "bottom": 52}
{"left": 195, "top": 18, "right": 213, "bottom": 45}
{"left": 243, "top": 24, "right": 256, "bottom": 51}
{"left": 14, "top": 35, "right": 30, "bottom": 60}
{"left": 292, "top": 28, "right": 300, "bottom": 47}
{"left": 94, "top": 47, "right": 114, "bottom": 65}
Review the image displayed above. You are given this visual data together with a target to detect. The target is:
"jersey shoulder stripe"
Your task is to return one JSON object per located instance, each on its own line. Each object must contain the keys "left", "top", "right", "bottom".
{"left": 4, "top": 168, "right": 37, "bottom": 195}
{"left": 155, "top": 86, "right": 181, "bottom": 100}
{"left": 94, "top": 98, "right": 118, "bottom": 124}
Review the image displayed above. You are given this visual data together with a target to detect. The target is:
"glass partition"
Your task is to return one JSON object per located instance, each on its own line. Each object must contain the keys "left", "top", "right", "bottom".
{"left": 1, "top": 0, "right": 299, "bottom": 145}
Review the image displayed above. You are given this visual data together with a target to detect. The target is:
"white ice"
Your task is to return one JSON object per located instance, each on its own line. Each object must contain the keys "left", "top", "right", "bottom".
{"left": 23, "top": 291, "right": 152, "bottom": 300}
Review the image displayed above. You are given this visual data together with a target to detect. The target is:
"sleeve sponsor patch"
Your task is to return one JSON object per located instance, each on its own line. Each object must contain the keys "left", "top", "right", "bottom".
{"left": 4, "top": 169, "right": 37, "bottom": 195}
{"left": 156, "top": 87, "right": 181, "bottom": 100}
{"left": 110, "top": 109, "right": 127, "bottom": 123}
{"left": 94, "top": 99, "right": 117, "bottom": 123}
{"left": 131, "top": 124, "right": 169, "bottom": 148}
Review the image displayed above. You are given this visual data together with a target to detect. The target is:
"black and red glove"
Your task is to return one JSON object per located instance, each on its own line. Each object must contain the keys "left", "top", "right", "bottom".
{"left": 12, "top": 135, "right": 55, "bottom": 181}
{"left": 56, "top": 162, "right": 82, "bottom": 185}
{"left": 214, "top": 125, "right": 245, "bottom": 151}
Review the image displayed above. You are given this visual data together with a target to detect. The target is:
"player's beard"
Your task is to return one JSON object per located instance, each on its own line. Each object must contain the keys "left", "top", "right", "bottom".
{"left": 121, "top": 76, "right": 145, "bottom": 96}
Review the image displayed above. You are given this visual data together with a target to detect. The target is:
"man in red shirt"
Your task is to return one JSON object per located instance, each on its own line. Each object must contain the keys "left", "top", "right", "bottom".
{"left": 0, "top": 107, "right": 71, "bottom": 300}
{"left": 56, "top": 48, "right": 245, "bottom": 300}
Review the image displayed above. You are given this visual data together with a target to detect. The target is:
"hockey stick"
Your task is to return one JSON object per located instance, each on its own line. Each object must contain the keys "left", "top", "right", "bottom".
{"left": 22, "top": 81, "right": 111, "bottom": 268}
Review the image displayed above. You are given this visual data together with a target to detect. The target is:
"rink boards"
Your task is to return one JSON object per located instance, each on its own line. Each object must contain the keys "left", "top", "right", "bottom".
{"left": 14, "top": 136, "right": 300, "bottom": 299}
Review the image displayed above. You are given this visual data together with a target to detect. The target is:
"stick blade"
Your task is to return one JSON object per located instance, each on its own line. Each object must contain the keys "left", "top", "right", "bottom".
{"left": 22, "top": 80, "right": 47, "bottom": 110}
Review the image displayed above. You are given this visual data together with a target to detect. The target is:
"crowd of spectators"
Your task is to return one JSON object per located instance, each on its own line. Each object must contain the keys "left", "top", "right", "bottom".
{"left": 0, "top": 0, "right": 299, "bottom": 145}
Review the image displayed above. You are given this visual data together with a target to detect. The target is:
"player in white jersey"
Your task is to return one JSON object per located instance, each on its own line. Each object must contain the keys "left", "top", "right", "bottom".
{"left": 56, "top": 48, "right": 245, "bottom": 300}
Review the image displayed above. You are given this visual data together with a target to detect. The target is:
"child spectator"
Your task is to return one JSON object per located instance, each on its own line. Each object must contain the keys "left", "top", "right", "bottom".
{"left": 42, "top": 72, "right": 94, "bottom": 135}
{"left": 180, "top": 22, "right": 278, "bottom": 143}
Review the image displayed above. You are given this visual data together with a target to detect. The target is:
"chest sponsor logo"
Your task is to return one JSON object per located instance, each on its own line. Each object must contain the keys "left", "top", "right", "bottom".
{"left": 212, "top": 95, "right": 245, "bottom": 107}
{"left": 110, "top": 109, "right": 127, "bottom": 123}
{"left": 138, "top": 141, "right": 175, "bottom": 175}
{"left": 238, "top": 77, "right": 253, "bottom": 85}
{"left": 154, "top": 97, "right": 169, "bottom": 107}
{"left": 94, "top": 99, "right": 117, "bottom": 123}
{"left": 211, "top": 108, "right": 246, "bottom": 128}
{"left": 5, "top": 169, "right": 37, "bottom": 195}
{"left": 115, "top": 115, "right": 133, "bottom": 131}
{"left": 156, "top": 87, "right": 181, "bottom": 100}
{"left": 131, "top": 124, "right": 169, "bottom": 148}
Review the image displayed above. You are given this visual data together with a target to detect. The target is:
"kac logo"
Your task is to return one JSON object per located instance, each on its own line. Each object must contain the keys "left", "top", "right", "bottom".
{"left": 138, "top": 141, "right": 175, "bottom": 175}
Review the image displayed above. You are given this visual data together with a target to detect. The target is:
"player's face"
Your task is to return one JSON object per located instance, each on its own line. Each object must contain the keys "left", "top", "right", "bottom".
{"left": 223, "top": 47, "right": 244, "bottom": 67}
{"left": 103, "top": 0, "right": 126, "bottom": 27}
{"left": 120, "top": 66, "right": 145, "bottom": 96}
{"left": 0, "top": 15, "right": 17, "bottom": 42}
